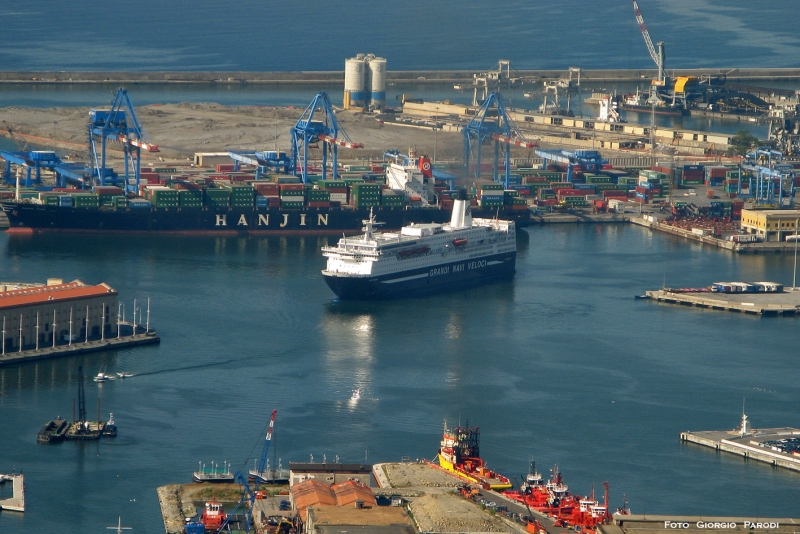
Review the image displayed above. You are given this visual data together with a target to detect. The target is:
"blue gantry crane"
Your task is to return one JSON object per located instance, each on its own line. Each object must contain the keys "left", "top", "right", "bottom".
{"left": 217, "top": 472, "right": 257, "bottom": 534}
{"left": 88, "top": 88, "right": 159, "bottom": 191}
{"left": 248, "top": 409, "right": 277, "bottom": 483}
{"left": 227, "top": 150, "right": 292, "bottom": 179}
{"left": 739, "top": 148, "right": 796, "bottom": 207}
{"left": 290, "top": 91, "right": 363, "bottom": 184}
{"left": 533, "top": 148, "right": 608, "bottom": 183}
{"left": 1, "top": 150, "right": 91, "bottom": 188}
{"left": 462, "top": 92, "right": 537, "bottom": 189}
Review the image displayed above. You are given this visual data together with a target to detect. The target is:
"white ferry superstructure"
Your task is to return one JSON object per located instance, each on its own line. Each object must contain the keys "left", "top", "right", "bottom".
{"left": 321, "top": 198, "right": 516, "bottom": 299}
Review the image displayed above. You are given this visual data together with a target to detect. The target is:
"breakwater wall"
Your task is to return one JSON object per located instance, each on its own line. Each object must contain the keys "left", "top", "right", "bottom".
{"left": 1, "top": 68, "right": 800, "bottom": 84}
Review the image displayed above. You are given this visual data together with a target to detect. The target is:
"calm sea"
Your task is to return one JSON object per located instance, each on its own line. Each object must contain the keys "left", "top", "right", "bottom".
{"left": 2, "top": 0, "right": 800, "bottom": 71}
{"left": 0, "top": 226, "right": 799, "bottom": 533}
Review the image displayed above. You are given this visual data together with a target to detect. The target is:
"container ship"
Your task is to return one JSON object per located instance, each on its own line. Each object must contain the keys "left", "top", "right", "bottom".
{"left": 0, "top": 155, "right": 530, "bottom": 234}
{"left": 433, "top": 421, "right": 512, "bottom": 490}
{"left": 321, "top": 195, "right": 516, "bottom": 300}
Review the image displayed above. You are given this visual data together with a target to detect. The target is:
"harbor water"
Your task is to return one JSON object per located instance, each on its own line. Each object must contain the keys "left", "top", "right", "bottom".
{"left": 0, "top": 225, "right": 799, "bottom": 532}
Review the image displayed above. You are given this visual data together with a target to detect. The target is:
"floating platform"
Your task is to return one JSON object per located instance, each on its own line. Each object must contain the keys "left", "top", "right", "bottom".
{"left": 643, "top": 289, "right": 800, "bottom": 316}
{"left": 681, "top": 414, "right": 800, "bottom": 473}
{"left": 0, "top": 474, "right": 25, "bottom": 512}
{"left": 0, "top": 332, "right": 160, "bottom": 366}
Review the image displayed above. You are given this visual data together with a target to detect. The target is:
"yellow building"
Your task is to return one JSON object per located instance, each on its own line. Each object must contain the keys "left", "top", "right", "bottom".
{"left": 740, "top": 209, "right": 800, "bottom": 242}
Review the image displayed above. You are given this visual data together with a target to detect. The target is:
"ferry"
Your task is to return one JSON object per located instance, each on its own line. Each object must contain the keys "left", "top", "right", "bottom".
{"left": 321, "top": 195, "right": 516, "bottom": 300}
{"left": 435, "top": 421, "right": 512, "bottom": 490}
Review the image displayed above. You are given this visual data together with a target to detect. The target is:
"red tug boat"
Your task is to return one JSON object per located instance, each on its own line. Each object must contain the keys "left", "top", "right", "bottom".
{"left": 200, "top": 498, "right": 227, "bottom": 531}
{"left": 503, "top": 462, "right": 613, "bottom": 532}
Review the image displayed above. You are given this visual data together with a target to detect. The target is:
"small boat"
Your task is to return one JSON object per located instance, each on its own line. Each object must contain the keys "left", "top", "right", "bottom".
{"left": 102, "top": 413, "right": 117, "bottom": 438}
{"left": 116, "top": 372, "right": 133, "bottom": 379}
{"left": 93, "top": 372, "right": 116, "bottom": 382}
{"left": 351, "top": 389, "right": 361, "bottom": 400}
{"left": 200, "top": 499, "right": 227, "bottom": 531}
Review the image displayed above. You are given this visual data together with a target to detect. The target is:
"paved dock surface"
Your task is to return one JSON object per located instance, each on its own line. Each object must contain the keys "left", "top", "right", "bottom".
{"left": 0, "top": 333, "right": 160, "bottom": 366}
{"left": 644, "top": 289, "right": 800, "bottom": 316}
{"left": 0, "top": 474, "right": 25, "bottom": 512}
{"left": 681, "top": 427, "right": 800, "bottom": 473}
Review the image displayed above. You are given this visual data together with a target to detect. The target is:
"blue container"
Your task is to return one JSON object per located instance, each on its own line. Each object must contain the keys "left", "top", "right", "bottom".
{"left": 255, "top": 197, "right": 270, "bottom": 208}
{"left": 128, "top": 200, "right": 152, "bottom": 209}
{"left": 683, "top": 165, "right": 703, "bottom": 171}
{"left": 35, "top": 186, "right": 55, "bottom": 191}
{"left": 574, "top": 184, "right": 595, "bottom": 190}
{"left": 58, "top": 196, "right": 73, "bottom": 207}
{"left": 639, "top": 182, "right": 653, "bottom": 189}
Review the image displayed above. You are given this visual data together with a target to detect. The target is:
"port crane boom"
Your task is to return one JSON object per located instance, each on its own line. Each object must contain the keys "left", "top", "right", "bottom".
{"left": 250, "top": 409, "right": 277, "bottom": 482}
{"left": 632, "top": 0, "right": 665, "bottom": 85}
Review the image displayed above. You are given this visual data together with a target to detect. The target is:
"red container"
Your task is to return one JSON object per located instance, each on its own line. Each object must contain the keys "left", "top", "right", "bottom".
{"left": 216, "top": 164, "right": 235, "bottom": 173}
{"left": 279, "top": 183, "right": 305, "bottom": 192}
{"left": 602, "top": 190, "right": 628, "bottom": 199}
{"left": 307, "top": 201, "right": 330, "bottom": 208}
{"left": 268, "top": 197, "right": 281, "bottom": 207}
{"left": 94, "top": 186, "right": 124, "bottom": 195}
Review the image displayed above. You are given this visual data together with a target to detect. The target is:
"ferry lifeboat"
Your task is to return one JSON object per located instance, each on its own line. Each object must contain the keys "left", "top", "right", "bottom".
{"left": 200, "top": 499, "right": 227, "bottom": 530}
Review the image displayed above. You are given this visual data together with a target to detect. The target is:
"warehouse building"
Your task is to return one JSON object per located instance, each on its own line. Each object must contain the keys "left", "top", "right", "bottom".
{"left": 289, "top": 463, "right": 372, "bottom": 487}
{"left": 0, "top": 279, "right": 118, "bottom": 352}
{"left": 740, "top": 209, "right": 800, "bottom": 242}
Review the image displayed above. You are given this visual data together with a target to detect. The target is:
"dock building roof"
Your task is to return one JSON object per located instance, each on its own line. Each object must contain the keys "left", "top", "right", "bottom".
{"left": 0, "top": 280, "right": 116, "bottom": 310}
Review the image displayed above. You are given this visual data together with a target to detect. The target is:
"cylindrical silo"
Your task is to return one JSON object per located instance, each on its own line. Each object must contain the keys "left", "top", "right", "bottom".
{"left": 367, "top": 56, "right": 386, "bottom": 110}
{"left": 344, "top": 56, "right": 366, "bottom": 109}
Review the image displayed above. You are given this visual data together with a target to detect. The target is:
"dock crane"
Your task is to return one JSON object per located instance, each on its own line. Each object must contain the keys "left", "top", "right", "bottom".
{"left": 632, "top": 0, "right": 666, "bottom": 88}
{"left": 227, "top": 150, "right": 293, "bottom": 179}
{"left": 215, "top": 472, "right": 257, "bottom": 534}
{"left": 290, "top": 91, "right": 363, "bottom": 184}
{"left": 2, "top": 150, "right": 92, "bottom": 189}
{"left": 88, "top": 88, "right": 158, "bottom": 191}
{"left": 249, "top": 409, "right": 278, "bottom": 483}
{"left": 533, "top": 148, "right": 607, "bottom": 183}
{"left": 739, "top": 148, "right": 796, "bottom": 207}
{"left": 462, "top": 92, "right": 537, "bottom": 189}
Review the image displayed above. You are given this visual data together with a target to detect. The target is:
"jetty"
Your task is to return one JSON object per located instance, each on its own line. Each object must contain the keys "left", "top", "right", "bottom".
{"left": 643, "top": 288, "right": 800, "bottom": 316}
{"left": 681, "top": 413, "right": 800, "bottom": 473}
{"left": 0, "top": 331, "right": 159, "bottom": 366}
{"left": 0, "top": 473, "right": 25, "bottom": 512}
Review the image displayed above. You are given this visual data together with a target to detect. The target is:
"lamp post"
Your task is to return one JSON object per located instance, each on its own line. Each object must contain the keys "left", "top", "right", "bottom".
{"left": 434, "top": 106, "right": 439, "bottom": 164}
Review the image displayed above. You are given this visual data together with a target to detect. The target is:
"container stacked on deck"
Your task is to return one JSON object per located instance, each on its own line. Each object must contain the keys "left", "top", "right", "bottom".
{"left": 380, "top": 189, "right": 404, "bottom": 208}
{"left": 350, "top": 182, "right": 380, "bottom": 208}
{"left": 317, "top": 180, "right": 348, "bottom": 205}
{"left": 477, "top": 183, "right": 504, "bottom": 208}
{"left": 224, "top": 184, "right": 255, "bottom": 209}
{"left": 307, "top": 188, "right": 331, "bottom": 208}
{"left": 705, "top": 166, "right": 729, "bottom": 187}
{"left": 279, "top": 184, "right": 305, "bottom": 209}
{"left": 144, "top": 186, "right": 179, "bottom": 208}
{"left": 252, "top": 182, "right": 281, "bottom": 208}
{"left": 204, "top": 188, "right": 230, "bottom": 209}
{"left": 725, "top": 169, "right": 741, "bottom": 196}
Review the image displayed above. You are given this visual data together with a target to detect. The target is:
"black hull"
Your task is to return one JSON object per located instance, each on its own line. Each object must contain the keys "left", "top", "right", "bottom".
{"left": 622, "top": 104, "right": 687, "bottom": 116}
{"left": 323, "top": 252, "right": 516, "bottom": 300}
{"left": 1, "top": 203, "right": 530, "bottom": 234}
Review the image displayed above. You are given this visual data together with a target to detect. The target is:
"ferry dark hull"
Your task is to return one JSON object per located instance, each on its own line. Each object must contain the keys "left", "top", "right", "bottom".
{"left": 622, "top": 104, "right": 687, "bottom": 116}
{"left": 323, "top": 252, "right": 516, "bottom": 300}
{"left": 1, "top": 203, "right": 530, "bottom": 234}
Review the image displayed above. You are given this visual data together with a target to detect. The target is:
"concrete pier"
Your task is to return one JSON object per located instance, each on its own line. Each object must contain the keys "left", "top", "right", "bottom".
{"left": 681, "top": 426, "right": 800, "bottom": 473}
{"left": 0, "top": 474, "right": 25, "bottom": 512}
{"left": 644, "top": 289, "right": 800, "bottom": 316}
{"left": 0, "top": 332, "right": 160, "bottom": 366}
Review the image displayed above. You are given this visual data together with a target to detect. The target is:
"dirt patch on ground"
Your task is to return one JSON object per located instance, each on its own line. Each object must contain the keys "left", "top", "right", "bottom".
{"left": 409, "top": 493, "right": 510, "bottom": 532}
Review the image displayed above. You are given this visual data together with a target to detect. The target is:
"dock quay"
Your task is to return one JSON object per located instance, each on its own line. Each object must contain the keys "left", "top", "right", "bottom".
{"left": 157, "top": 484, "right": 197, "bottom": 534}
{"left": 0, "top": 331, "right": 160, "bottom": 366}
{"left": 630, "top": 217, "right": 800, "bottom": 254}
{"left": 643, "top": 288, "right": 800, "bottom": 316}
{"left": 599, "top": 515, "right": 797, "bottom": 534}
{"left": 0, "top": 473, "right": 25, "bottom": 512}
{"left": 681, "top": 416, "right": 800, "bottom": 473}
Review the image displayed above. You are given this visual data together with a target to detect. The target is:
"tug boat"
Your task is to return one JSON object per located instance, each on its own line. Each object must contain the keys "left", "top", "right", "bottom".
{"left": 436, "top": 421, "right": 512, "bottom": 490}
{"left": 200, "top": 499, "right": 227, "bottom": 531}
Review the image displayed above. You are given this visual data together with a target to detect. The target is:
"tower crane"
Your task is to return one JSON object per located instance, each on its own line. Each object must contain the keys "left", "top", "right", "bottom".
{"left": 249, "top": 409, "right": 278, "bottom": 483}
{"left": 632, "top": 0, "right": 666, "bottom": 87}
{"left": 88, "top": 88, "right": 158, "bottom": 192}
{"left": 290, "top": 91, "right": 363, "bottom": 184}
{"left": 462, "top": 92, "right": 537, "bottom": 189}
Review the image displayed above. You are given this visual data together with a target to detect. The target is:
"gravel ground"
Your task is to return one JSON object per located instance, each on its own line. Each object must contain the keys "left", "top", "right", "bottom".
{"left": 0, "top": 103, "right": 466, "bottom": 163}
{"left": 409, "top": 493, "right": 510, "bottom": 533}
{"left": 382, "top": 462, "right": 463, "bottom": 490}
